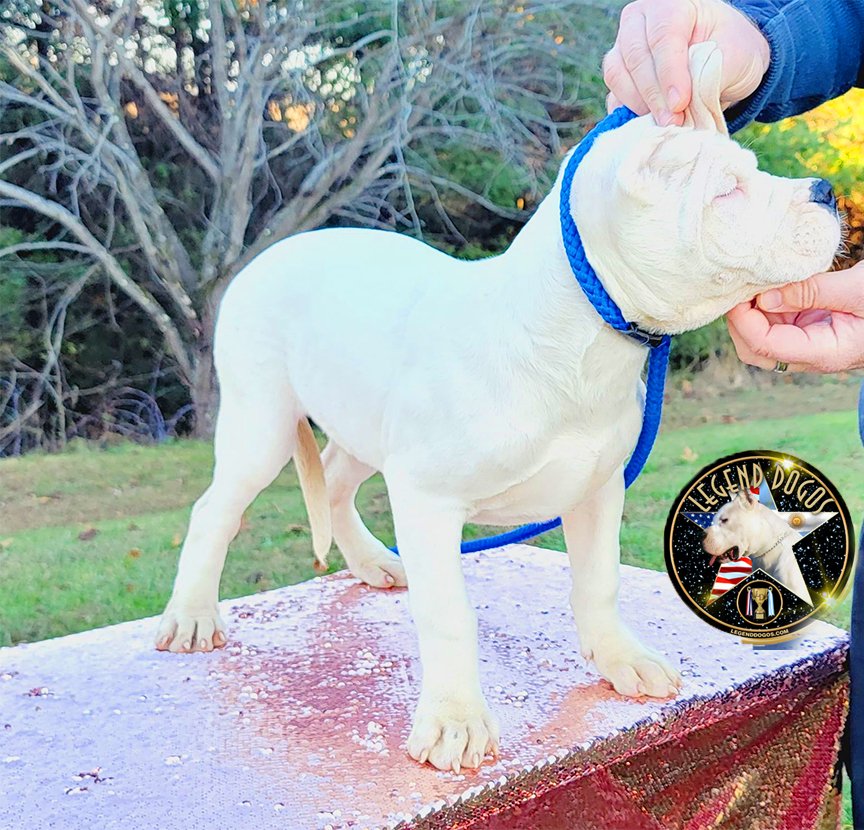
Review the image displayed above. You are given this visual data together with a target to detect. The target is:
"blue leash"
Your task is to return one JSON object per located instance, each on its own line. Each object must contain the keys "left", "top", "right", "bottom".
{"left": 394, "top": 107, "right": 671, "bottom": 555}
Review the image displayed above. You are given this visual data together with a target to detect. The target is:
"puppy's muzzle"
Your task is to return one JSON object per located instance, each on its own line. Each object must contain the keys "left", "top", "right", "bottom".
{"left": 702, "top": 531, "right": 740, "bottom": 567}
{"left": 809, "top": 178, "right": 837, "bottom": 214}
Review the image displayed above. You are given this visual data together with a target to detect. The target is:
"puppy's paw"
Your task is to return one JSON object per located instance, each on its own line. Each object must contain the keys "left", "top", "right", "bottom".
{"left": 407, "top": 696, "right": 499, "bottom": 773}
{"left": 583, "top": 626, "right": 681, "bottom": 698}
{"left": 349, "top": 549, "right": 407, "bottom": 589}
{"left": 155, "top": 602, "right": 227, "bottom": 653}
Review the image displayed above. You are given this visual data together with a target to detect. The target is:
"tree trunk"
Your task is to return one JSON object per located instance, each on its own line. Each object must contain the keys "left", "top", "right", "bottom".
{"left": 190, "top": 345, "right": 217, "bottom": 439}
{"left": 189, "top": 300, "right": 220, "bottom": 438}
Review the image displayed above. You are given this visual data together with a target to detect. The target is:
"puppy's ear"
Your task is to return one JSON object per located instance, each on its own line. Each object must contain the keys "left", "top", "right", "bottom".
{"left": 682, "top": 42, "right": 728, "bottom": 137}
{"left": 737, "top": 490, "right": 757, "bottom": 511}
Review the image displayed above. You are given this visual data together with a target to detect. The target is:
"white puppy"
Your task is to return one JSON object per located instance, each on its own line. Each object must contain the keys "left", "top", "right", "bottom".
{"left": 703, "top": 490, "right": 813, "bottom": 604}
{"left": 155, "top": 44, "right": 840, "bottom": 772}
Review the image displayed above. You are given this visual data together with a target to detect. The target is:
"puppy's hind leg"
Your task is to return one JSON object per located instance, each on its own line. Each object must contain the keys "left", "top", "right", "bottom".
{"left": 322, "top": 441, "right": 406, "bottom": 588}
{"left": 155, "top": 378, "right": 299, "bottom": 653}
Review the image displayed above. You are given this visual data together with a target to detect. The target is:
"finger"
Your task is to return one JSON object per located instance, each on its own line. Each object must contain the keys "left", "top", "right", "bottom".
{"left": 757, "top": 264, "right": 864, "bottom": 316}
{"left": 726, "top": 309, "right": 778, "bottom": 370}
{"left": 606, "top": 91, "right": 621, "bottom": 114}
{"left": 617, "top": 6, "right": 681, "bottom": 126}
{"left": 726, "top": 312, "right": 810, "bottom": 373}
{"left": 643, "top": 0, "right": 696, "bottom": 112}
{"left": 603, "top": 47, "right": 651, "bottom": 116}
{"left": 727, "top": 302, "right": 846, "bottom": 366}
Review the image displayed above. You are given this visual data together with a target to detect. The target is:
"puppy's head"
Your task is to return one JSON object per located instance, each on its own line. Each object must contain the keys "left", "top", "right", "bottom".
{"left": 703, "top": 490, "right": 763, "bottom": 564}
{"left": 569, "top": 42, "right": 842, "bottom": 333}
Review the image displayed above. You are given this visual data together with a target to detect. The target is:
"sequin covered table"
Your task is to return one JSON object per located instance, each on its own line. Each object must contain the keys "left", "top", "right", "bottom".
{"left": 0, "top": 546, "right": 849, "bottom": 830}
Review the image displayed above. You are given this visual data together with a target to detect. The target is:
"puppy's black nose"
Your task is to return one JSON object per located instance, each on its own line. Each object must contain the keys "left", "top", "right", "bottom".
{"left": 809, "top": 178, "right": 837, "bottom": 213}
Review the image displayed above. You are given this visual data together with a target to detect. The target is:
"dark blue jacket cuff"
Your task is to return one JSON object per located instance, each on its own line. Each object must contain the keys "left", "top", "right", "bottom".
{"left": 725, "top": 0, "right": 864, "bottom": 133}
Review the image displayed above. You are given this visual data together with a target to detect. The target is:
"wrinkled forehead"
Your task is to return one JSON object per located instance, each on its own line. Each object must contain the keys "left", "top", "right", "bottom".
{"left": 591, "top": 115, "right": 748, "bottom": 174}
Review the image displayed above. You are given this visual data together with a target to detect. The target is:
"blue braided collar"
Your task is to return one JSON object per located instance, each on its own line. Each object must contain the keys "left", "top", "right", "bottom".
{"left": 559, "top": 107, "right": 670, "bottom": 350}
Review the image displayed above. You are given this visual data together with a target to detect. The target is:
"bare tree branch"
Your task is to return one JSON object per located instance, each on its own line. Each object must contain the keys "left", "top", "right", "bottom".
{"left": 0, "top": 180, "right": 194, "bottom": 382}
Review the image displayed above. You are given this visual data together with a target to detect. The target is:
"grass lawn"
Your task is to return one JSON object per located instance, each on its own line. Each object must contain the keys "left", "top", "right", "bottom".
{"left": 1, "top": 373, "right": 861, "bottom": 824}
{"left": 2, "top": 374, "right": 860, "bottom": 646}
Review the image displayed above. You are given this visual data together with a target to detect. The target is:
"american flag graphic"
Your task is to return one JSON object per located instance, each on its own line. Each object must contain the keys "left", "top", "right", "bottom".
{"left": 708, "top": 557, "right": 753, "bottom": 602}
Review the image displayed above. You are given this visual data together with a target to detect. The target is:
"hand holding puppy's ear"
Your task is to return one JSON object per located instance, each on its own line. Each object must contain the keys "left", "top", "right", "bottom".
{"left": 681, "top": 42, "right": 728, "bottom": 136}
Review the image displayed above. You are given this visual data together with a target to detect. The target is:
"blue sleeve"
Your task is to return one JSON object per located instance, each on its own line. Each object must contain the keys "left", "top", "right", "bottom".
{"left": 725, "top": 0, "right": 864, "bottom": 133}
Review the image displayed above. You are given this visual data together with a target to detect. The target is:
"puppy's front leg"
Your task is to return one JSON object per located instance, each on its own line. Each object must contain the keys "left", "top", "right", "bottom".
{"left": 563, "top": 468, "right": 681, "bottom": 698}
{"left": 385, "top": 468, "right": 499, "bottom": 773}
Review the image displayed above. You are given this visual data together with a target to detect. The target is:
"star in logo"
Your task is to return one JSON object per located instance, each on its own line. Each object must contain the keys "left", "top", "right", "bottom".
{"left": 682, "top": 475, "right": 836, "bottom": 606}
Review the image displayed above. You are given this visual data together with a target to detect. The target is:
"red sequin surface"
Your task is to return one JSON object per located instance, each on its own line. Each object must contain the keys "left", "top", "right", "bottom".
{"left": 0, "top": 546, "right": 848, "bottom": 829}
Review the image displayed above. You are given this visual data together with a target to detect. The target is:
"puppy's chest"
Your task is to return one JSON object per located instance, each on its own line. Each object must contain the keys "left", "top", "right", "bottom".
{"left": 469, "top": 417, "right": 638, "bottom": 524}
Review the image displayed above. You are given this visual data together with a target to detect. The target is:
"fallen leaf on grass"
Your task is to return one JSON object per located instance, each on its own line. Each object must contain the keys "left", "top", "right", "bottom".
{"left": 681, "top": 446, "right": 699, "bottom": 462}
{"left": 0, "top": 539, "right": 12, "bottom": 548}
{"left": 128, "top": 549, "right": 141, "bottom": 559}
{"left": 127, "top": 522, "right": 139, "bottom": 531}
{"left": 78, "top": 528, "right": 98, "bottom": 541}
{"left": 171, "top": 534, "right": 183, "bottom": 548}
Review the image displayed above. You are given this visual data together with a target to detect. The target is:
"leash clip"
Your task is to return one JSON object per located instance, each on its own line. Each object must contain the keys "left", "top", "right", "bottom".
{"left": 623, "top": 322, "right": 666, "bottom": 349}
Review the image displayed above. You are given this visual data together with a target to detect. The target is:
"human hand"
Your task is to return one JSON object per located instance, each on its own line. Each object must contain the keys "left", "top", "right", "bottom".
{"left": 603, "top": 0, "right": 770, "bottom": 126}
{"left": 726, "top": 262, "right": 864, "bottom": 374}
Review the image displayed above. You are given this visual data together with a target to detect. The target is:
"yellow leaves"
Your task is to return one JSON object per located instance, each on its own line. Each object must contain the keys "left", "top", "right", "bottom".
{"left": 284, "top": 103, "right": 312, "bottom": 132}
{"left": 158, "top": 92, "right": 179, "bottom": 117}
{"left": 124, "top": 102, "right": 139, "bottom": 119}
{"left": 268, "top": 100, "right": 283, "bottom": 122}
{"left": 795, "top": 90, "right": 863, "bottom": 203}
{"left": 171, "top": 533, "right": 183, "bottom": 548}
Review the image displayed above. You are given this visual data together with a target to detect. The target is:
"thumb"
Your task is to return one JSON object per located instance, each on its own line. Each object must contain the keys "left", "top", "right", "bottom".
{"left": 756, "top": 264, "right": 864, "bottom": 316}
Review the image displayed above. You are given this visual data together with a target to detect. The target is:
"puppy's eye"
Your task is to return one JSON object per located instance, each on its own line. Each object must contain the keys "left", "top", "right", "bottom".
{"left": 720, "top": 517, "right": 729, "bottom": 524}
{"left": 715, "top": 175, "right": 740, "bottom": 199}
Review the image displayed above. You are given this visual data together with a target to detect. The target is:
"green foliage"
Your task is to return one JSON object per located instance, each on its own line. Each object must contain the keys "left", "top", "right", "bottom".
{"left": 737, "top": 95, "right": 864, "bottom": 205}
{"left": 0, "top": 227, "right": 29, "bottom": 358}
{"left": 670, "top": 318, "right": 732, "bottom": 372}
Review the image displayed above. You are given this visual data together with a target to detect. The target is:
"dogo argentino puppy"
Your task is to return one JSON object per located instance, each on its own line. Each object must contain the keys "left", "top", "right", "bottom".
{"left": 156, "top": 44, "right": 842, "bottom": 772}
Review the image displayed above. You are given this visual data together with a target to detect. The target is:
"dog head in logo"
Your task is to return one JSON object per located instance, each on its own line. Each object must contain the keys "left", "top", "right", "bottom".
{"left": 702, "top": 490, "right": 764, "bottom": 564}
{"left": 568, "top": 42, "right": 842, "bottom": 335}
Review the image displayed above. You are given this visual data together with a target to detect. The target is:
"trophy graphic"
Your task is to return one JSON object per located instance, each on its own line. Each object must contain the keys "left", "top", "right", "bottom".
{"left": 752, "top": 587, "right": 769, "bottom": 621}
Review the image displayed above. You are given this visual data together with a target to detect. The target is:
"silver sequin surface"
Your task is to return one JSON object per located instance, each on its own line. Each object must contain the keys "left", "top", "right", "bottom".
{"left": 0, "top": 546, "right": 848, "bottom": 829}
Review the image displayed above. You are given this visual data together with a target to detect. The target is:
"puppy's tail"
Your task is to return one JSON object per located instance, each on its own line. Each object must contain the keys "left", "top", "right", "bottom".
{"left": 294, "top": 417, "right": 332, "bottom": 572}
